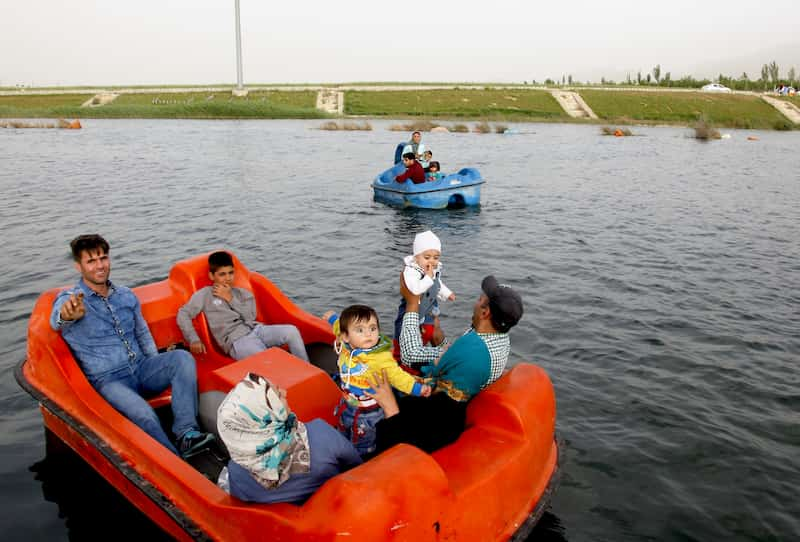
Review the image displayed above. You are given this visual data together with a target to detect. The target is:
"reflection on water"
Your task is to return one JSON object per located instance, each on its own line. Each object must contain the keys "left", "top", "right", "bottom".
{"left": 30, "top": 430, "right": 172, "bottom": 541}
{"left": 31, "top": 429, "right": 565, "bottom": 541}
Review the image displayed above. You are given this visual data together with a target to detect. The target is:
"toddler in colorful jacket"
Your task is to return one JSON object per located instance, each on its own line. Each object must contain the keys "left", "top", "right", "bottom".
{"left": 323, "top": 305, "right": 430, "bottom": 456}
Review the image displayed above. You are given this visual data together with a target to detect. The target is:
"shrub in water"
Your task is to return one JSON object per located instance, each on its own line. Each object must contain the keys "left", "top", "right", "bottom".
{"left": 694, "top": 118, "right": 721, "bottom": 140}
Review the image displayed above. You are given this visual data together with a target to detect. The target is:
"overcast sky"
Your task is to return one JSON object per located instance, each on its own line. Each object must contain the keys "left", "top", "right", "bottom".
{"left": 3, "top": 1, "right": 799, "bottom": 86}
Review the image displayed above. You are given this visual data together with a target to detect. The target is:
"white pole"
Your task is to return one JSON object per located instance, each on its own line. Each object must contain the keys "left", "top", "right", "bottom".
{"left": 234, "top": 0, "right": 244, "bottom": 91}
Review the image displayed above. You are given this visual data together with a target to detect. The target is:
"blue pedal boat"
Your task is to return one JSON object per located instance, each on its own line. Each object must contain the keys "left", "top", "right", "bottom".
{"left": 372, "top": 143, "right": 484, "bottom": 209}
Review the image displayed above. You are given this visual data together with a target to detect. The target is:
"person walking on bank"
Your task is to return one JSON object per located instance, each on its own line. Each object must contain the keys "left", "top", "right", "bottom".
{"left": 50, "top": 234, "right": 215, "bottom": 458}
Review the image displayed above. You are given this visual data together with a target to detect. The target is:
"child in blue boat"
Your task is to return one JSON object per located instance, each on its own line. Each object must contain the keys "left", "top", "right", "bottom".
{"left": 322, "top": 305, "right": 431, "bottom": 456}
{"left": 421, "top": 149, "right": 433, "bottom": 170}
{"left": 392, "top": 230, "right": 455, "bottom": 362}
{"left": 425, "top": 161, "right": 442, "bottom": 182}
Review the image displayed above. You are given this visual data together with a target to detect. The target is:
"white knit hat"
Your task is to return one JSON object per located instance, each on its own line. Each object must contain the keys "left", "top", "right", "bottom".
{"left": 413, "top": 230, "right": 441, "bottom": 255}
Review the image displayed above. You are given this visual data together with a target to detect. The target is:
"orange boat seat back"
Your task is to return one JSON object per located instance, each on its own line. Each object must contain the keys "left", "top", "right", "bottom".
{"left": 165, "top": 252, "right": 333, "bottom": 362}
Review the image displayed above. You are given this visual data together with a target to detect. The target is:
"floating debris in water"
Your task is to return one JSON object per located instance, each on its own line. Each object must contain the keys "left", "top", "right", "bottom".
{"left": 601, "top": 126, "right": 633, "bottom": 136}
{"left": 1, "top": 118, "right": 81, "bottom": 129}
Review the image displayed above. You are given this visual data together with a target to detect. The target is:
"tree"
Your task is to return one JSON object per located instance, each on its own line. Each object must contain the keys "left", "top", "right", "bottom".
{"left": 768, "top": 61, "right": 780, "bottom": 85}
{"left": 626, "top": 73, "right": 632, "bottom": 84}
{"left": 663, "top": 72, "right": 671, "bottom": 86}
{"left": 788, "top": 67, "right": 796, "bottom": 86}
{"left": 568, "top": 74, "right": 573, "bottom": 85}
{"left": 652, "top": 64, "right": 661, "bottom": 83}
{"left": 740, "top": 72, "right": 750, "bottom": 90}
{"left": 636, "top": 71, "right": 642, "bottom": 84}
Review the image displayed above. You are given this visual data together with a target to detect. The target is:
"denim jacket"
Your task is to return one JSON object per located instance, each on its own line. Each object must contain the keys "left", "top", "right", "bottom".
{"left": 50, "top": 279, "right": 158, "bottom": 382}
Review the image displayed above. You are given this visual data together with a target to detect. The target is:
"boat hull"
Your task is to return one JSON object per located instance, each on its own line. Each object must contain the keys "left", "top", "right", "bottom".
{"left": 17, "top": 252, "right": 557, "bottom": 541}
{"left": 372, "top": 163, "right": 483, "bottom": 209}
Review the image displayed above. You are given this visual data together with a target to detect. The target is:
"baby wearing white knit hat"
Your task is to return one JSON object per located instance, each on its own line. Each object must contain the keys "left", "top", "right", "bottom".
{"left": 404, "top": 230, "right": 454, "bottom": 299}
{"left": 392, "top": 230, "right": 457, "bottom": 358}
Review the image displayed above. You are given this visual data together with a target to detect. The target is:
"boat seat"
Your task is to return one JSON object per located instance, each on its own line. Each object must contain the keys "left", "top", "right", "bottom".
{"left": 166, "top": 252, "right": 332, "bottom": 367}
{"left": 200, "top": 348, "right": 341, "bottom": 428}
{"left": 198, "top": 390, "right": 227, "bottom": 441}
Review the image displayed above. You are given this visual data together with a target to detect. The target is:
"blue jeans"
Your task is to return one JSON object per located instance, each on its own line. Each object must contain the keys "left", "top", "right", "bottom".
{"left": 338, "top": 405, "right": 384, "bottom": 456}
{"left": 90, "top": 350, "right": 199, "bottom": 455}
{"left": 393, "top": 298, "right": 436, "bottom": 342}
{"left": 231, "top": 324, "right": 309, "bottom": 362}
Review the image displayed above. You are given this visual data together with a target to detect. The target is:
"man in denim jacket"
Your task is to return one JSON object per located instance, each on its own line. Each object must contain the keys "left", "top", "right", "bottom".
{"left": 50, "top": 234, "right": 213, "bottom": 458}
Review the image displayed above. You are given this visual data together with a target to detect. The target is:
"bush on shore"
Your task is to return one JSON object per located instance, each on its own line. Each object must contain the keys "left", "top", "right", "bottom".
{"left": 318, "top": 121, "right": 372, "bottom": 131}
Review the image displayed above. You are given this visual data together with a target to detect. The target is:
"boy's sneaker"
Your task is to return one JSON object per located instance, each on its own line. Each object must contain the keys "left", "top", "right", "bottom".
{"left": 178, "top": 430, "right": 215, "bottom": 459}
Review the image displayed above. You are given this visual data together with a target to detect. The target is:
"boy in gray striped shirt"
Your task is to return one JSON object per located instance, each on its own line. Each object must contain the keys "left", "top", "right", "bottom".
{"left": 177, "top": 251, "right": 309, "bottom": 361}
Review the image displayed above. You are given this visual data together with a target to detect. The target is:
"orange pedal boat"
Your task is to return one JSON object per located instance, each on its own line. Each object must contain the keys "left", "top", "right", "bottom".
{"left": 17, "top": 252, "right": 560, "bottom": 541}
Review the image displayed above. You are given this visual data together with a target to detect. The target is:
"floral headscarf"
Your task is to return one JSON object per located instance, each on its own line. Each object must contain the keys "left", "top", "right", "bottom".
{"left": 217, "top": 373, "right": 310, "bottom": 488}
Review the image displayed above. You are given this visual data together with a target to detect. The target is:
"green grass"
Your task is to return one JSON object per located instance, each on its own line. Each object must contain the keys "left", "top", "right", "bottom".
{"left": 779, "top": 95, "right": 800, "bottom": 107}
{"left": 0, "top": 93, "right": 93, "bottom": 116}
{"left": 344, "top": 89, "right": 567, "bottom": 120}
{"left": 580, "top": 90, "right": 789, "bottom": 129}
{"left": 0, "top": 90, "right": 323, "bottom": 119}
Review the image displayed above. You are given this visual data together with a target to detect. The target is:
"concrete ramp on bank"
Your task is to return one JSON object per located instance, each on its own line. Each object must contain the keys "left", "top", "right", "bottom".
{"left": 761, "top": 95, "right": 800, "bottom": 124}
{"left": 316, "top": 88, "right": 343, "bottom": 114}
{"left": 550, "top": 90, "right": 598, "bottom": 119}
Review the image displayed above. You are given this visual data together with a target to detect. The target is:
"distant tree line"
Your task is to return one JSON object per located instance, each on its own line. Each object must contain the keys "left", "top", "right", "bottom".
{"left": 524, "top": 61, "right": 797, "bottom": 90}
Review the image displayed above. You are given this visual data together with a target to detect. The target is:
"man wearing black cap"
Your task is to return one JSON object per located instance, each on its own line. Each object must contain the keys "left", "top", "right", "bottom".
{"left": 368, "top": 274, "right": 523, "bottom": 454}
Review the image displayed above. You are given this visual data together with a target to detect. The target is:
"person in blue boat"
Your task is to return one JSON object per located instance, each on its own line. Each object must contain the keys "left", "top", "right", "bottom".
{"left": 421, "top": 149, "right": 433, "bottom": 170}
{"left": 176, "top": 250, "right": 309, "bottom": 362}
{"left": 395, "top": 152, "right": 426, "bottom": 184}
{"left": 369, "top": 273, "right": 523, "bottom": 453}
{"left": 392, "top": 230, "right": 455, "bottom": 362}
{"left": 425, "top": 161, "right": 442, "bottom": 182}
{"left": 216, "top": 373, "right": 363, "bottom": 504}
{"left": 402, "top": 130, "right": 427, "bottom": 163}
{"left": 50, "top": 234, "right": 215, "bottom": 459}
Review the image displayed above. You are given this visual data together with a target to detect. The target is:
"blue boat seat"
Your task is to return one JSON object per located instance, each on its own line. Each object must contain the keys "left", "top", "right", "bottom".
{"left": 394, "top": 142, "right": 406, "bottom": 164}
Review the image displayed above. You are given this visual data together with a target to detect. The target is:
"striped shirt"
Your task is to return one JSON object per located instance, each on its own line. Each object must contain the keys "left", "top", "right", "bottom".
{"left": 399, "top": 312, "right": 510, "bottom": 387}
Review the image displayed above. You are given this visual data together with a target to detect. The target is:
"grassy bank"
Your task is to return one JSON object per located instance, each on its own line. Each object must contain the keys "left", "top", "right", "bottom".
{"left": 580, "top": 90, "right": 789, "bottom": 130}
{"left": 779, "top": 95, "right": 800, "bottom": 107}
{"left": 345, "top": 89, "right": 568, "bottom": 120}
{"left": 0, "top": 86, "right": 795, "bottom": 129}
{"left": 0, "top": 91, "right": 323, "bottom": 119}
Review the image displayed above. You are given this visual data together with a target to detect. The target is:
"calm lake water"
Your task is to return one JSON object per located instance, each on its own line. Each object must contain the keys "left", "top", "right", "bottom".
{"left": 1, "top": 119, "right": 798, "bottom": 541}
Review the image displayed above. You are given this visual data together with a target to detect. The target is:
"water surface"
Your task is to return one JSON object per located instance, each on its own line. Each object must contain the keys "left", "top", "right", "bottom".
{"left": 1, "top": 119, "right": 798, "bottom": 541}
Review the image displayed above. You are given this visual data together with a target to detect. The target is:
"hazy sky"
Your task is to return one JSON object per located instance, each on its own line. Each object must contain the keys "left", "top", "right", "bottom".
{"left": 3, "top": 1, "right": 799, "bottom": 86}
